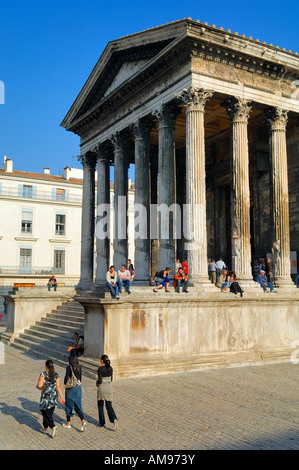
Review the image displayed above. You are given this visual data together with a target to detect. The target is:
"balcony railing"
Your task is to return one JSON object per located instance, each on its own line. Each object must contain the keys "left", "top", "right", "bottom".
{"left": 0, "top": 186, "right": 82, "bottom": 204}
{"left": 0, "top": 266, "right": 65, "bottom": 275}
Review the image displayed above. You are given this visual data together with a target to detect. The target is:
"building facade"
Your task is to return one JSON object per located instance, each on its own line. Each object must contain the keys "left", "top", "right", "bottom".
{"left": 61, "top": 19, "right": 299, "bottom": 291}
{"left": 0, "top": 157, "right": 135, "bottom": 289}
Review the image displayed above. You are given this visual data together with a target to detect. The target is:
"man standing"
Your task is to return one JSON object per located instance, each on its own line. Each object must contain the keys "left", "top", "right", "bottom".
{"left": 266, "top": 257, "right": 274, "bottom": 284}
{"left": 182, "top": 259, "right": 188, "bottom": 275}
{"left": 216, "top": 257, "right": 226, "bottom": 281}
{"left": 208, "top": 259, "right": 217, "bottom": 284}
{"left": 118, "top": 264, "right": 132, "bottom": 294}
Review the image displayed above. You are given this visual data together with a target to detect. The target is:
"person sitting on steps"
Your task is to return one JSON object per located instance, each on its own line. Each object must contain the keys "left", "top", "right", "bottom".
{"left": 255, "top": 270, "right": 277, "bottom": 293}
{"left": 174, "top": 266, "right": 189, "bottom": 293}
{"left": 153, "top": 267, "right": 172, "bottom": 293}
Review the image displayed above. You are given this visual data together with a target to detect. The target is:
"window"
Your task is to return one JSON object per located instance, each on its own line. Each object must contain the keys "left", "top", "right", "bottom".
{"left": 23, "top": 185, "right": 32, "bottom": 198}
{"left": 56, "top": 188, "right": 65, "bottom": 201}
{"left": 19, "top": 247, "right": 32, "bottom": 274}
{"left": 54, "top": 249, "right": 65, "bottom": 274}
{"left": 55, "top": 213, "right": 66, "bottom": 236}
{"left": 21, "top": 209, "right": 33, "bottom": 233}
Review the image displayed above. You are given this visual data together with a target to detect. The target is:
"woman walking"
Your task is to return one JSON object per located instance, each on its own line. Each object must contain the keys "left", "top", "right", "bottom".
{"left": 37, "top": 359, "right": 64, "bottom": 438}
{"left": 63, "top": 355, "right": 86, "bottom": 431}
{"left": 96, "top": 354, "right": 118, "bottom": 430}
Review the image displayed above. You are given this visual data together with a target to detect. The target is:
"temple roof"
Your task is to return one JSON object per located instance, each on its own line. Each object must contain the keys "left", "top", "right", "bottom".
{"left": 61, "top": 18, "right": 299, "bottom": 134}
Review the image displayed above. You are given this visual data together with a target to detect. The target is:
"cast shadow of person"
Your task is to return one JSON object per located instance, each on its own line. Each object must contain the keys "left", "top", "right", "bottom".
{"left": 0, "top": 399, "right": 41, "bottom": 432}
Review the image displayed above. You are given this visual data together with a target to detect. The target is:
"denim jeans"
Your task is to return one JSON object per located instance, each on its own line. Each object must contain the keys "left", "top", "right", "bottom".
{"left": 106, "top": 282, "right": 119, "bottom": 298}
{"left": 176, "top": 279, "right": 190, "bottom": 292}
{"left": 47, "top": 283, "right": 57, "bottom": 291}
{"left": 118, "top": 278, "right": 131, "bottom": 292}
{"left": 260, "top": 281, "right": 274, "bottom": 291}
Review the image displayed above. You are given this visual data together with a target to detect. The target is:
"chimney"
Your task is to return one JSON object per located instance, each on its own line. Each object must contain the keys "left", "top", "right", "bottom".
{"left": 3, "top": 158, "right": 13, "bottom": 173}
{"left": 44, "top": 168, "right": 50, "bottom": 175}
{"left": 63, "top": 166, "right": 70, "bottom": 180}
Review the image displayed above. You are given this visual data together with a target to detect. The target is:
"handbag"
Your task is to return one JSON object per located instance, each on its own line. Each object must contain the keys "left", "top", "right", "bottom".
{"left": 65, "top": 367, "right": 81, "bottom": 389}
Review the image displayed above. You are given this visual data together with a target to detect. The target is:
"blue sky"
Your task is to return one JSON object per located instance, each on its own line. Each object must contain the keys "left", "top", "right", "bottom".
{"left": 0, "top": 0, "right": 298, "bottom": 179}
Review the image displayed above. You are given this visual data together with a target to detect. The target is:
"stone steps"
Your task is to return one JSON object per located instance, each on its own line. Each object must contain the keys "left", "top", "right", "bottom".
{"left": 9, "top": 300, "right": 91, "bottom": 375}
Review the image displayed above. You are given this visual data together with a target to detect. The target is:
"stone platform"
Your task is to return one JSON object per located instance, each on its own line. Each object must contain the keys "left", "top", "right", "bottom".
{"left": 75, "top": 283, "right": 299, "bottom": 379}
{"left": 1, "top": 284, "right": 299, "bottom": 380}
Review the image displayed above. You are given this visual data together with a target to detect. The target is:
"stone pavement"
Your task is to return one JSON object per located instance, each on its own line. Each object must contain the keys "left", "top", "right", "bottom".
{"left": 0, "top": 333, "right": 299, "bottom": 452}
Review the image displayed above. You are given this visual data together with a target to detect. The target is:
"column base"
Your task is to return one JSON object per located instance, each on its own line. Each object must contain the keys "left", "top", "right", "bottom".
{"left": 274, "top": 277, "right": 296, "bottom": 291}
{"left": 236, "top": 277, "right": 261, "bottom": 294}
{"left": 91, "top": 282, "right": 107, "bottom": 298}
{"left": 76, "top": 280, "right": 94, "bottom": 295}
{"left": 189, "top": 277, "right": 219, "bottom": 293}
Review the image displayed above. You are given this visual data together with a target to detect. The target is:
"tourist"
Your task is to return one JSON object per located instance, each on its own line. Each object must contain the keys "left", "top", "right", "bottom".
{"left": 176, "top": 259, "right": 182, "bottom": 272}
{"left": 255, "top": 270, "right": 277, "bottom": 293}
{"left": 3, "top": 298, "right": 8, "bottom": 314}
{"left": 259, "top": 258, "right": 266, "bottom": 273}
{"left": 208, "top": 259, "right": 217, "bottom": 284}
{"left": 216, "top": 269, "right": 230, "bottom": 292}
{"left": 295, "top": 273, "right": 299, "bottom": 288}
{"left": 67, "top": 332, "right": 84, "bottom": 357}
{"left": 96, "top": 354, "right": 118, "bottom": 430}
{"left": 252, "top": 259, "right": 260, "bottom": 278}
{"left": 174, "top": 266, "right": 189, "bottom": 293}
{"left": 265, "top": 257, "right": 274, "bottom": 283}
{"left": 127, "top": 259, "right": 135, "bottom": 279}
{"left": 36, "top": 359, "right": 64, "bottom": 438}
{"left": 153, "top": 267, "right": 171, "bottom": 293}
{"left": 216, "top": 257, "right": 226, "bottom": 280}
{"left": 182, "top": 258, "right": 188, "bottom": 275}
{"left": 106, "top": 266, "right": 120, "bottom": 299}
{"left": 62, "top": 355, "right": 86, "bottom": 431}
{"left": 47, "top": 275, "right": 57, "bottom": 291}
{"left": 117, "top": 264, "right": 132, "bottom": 294}
{"left": 229, "top": 273, "right": 244, "bottom": 298}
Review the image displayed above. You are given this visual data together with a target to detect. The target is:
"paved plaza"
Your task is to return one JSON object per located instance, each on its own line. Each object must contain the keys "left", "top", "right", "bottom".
{"left": 0, "top": 326, "right": 299, "bottom": 452}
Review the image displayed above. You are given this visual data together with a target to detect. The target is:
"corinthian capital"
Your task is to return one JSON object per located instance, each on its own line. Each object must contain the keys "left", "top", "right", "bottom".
{"left": 153, "top": 102, "right": 180, "bottom": 128}
{"left": 178, "top": 86, "right": 213, "bottom": 112}
{"left": 265, "top": 107, "right": 288, "bottom": 131}
{"left": 78, "top": 153, "right": 97, "bottom": 169}
{"left": 109, "top": 131, "right": 130, "bottom": 152}
{"left": 223, "top": 97, "right": 252, "bottom": 123}
{"left": 132, "top": 116, "right": 154, "bottom": 140}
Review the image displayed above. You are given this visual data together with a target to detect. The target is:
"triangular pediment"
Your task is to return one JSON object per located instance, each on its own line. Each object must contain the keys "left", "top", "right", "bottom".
{"left": 61, "top": 20, "right": 189, "bottom": 130}
{"left": 103, "top": 59, "right": 150, "bottom": 98}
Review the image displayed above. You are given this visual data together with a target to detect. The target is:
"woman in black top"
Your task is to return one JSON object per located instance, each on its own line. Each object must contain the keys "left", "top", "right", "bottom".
{"left": 96, "top": 354, "right": 118, "bottom": 430}
{"left": 63, "top": 355, "right": 86, "bottom": 431}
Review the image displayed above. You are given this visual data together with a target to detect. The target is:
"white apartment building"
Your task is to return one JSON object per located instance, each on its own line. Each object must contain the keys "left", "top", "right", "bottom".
{"left": 0, "top": 156, "right": 135, "bottom": 288}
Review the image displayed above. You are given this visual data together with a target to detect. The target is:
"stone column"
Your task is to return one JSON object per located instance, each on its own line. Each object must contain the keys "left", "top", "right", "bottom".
{"left": 77, "top": 153, "right": 96, "bottom": 290}
{"left": 150, "top": 155, "right": 159, "bottom": 278}
{"left": 179, "top": 87, "right": 213, "bottom": 288}
{"left": 133, "top": 118, "right": 152, "bottom": 283}
{"left": 265, "top": 107, "right": 294, "bottom": 288}
{"left": 224, "top": 97, "right": 253, "bottom": 282}
{"left": 111, "top": 131, "right": 129, "bottom": 269}
{"left": 153, "top": 103, "right": 179, "bottom": 272}
{"left": 95, "top": 143, "right": 111, "bottom": 286}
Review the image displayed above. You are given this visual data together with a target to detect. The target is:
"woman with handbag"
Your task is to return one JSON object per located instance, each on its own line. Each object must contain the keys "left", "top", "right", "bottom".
{"left": 96, "top": 354, "right": 118, "bottom": 430}
{"left": 36, "top": 359, "right": 64, "bottom": 438}
{"left": 62, "top": 355, "right": 86, "bottom": 431}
